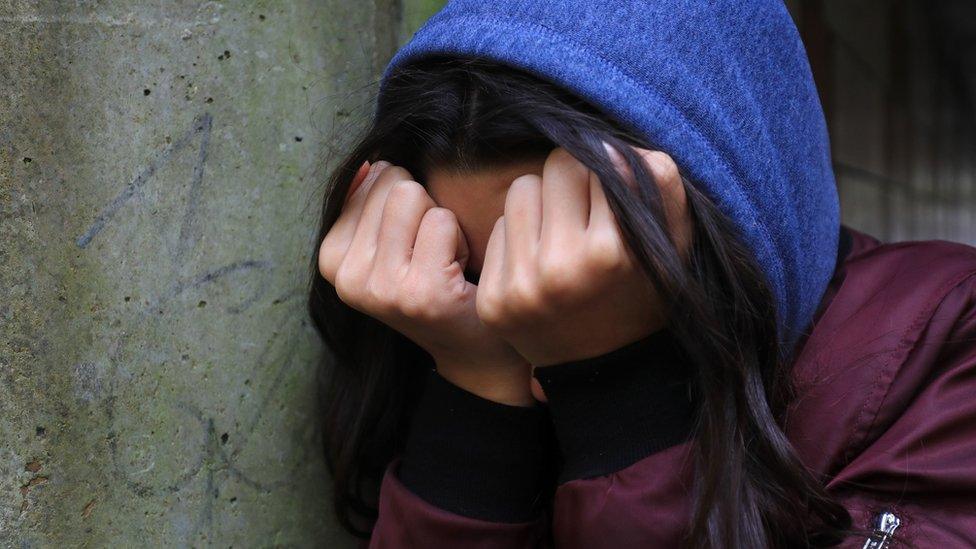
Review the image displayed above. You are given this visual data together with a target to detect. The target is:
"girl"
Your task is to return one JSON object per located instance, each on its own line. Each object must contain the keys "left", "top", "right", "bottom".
{"left": 307, "top": 1, "right": 976, "bottom": 547}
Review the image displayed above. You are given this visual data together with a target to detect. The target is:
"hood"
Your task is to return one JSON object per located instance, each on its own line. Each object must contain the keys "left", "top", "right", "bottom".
{"left": 378, "top": 0, "right": 840, "bottom": 351}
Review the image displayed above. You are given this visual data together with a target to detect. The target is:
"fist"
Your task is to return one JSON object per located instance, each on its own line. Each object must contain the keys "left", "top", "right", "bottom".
{"left": 318, "top": 161, "right": 534, "bottom": 405}
{"left": 475, "top": 145, "right": 692, "bottom": 367}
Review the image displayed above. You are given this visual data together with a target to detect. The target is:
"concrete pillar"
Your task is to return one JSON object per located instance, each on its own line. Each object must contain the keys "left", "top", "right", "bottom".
{"left": 0, "top": 0, "right": 415, "bottom": 545}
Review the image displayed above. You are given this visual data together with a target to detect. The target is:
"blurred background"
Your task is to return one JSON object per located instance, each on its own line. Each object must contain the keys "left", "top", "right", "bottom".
{"left": 1, "top": 1, "right": 973, "bottom": 547}
{"left": 788, "top": 0, "right": 976, "bottom": 245}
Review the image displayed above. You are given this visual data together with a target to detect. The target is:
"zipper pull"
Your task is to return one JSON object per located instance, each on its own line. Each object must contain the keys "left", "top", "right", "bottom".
{"left": 861, "top": 511, "right": 901, "bottom": 549}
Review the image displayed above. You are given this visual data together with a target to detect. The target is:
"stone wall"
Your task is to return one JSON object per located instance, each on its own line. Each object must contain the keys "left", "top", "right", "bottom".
{"left": 0, "top": 0, "right": 413, "bottom": 546}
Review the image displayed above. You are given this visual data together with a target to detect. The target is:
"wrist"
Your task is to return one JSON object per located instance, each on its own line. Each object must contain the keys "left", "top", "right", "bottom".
{"left": 435, "top": 358, "right": 535, "bottom": 407}
{"left": 530, "top": 321, "right": 668, "bottom": 367}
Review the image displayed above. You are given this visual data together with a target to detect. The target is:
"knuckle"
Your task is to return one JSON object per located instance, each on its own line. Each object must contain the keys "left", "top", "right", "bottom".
{"left": 333, "top": 280, "right": 352, "bottom": 305}
{"left": 588, "top": 234, "right": 630, "bottom": 273}
{"left": 396, "top": 292, "right": 428, "bottom": 320}
{"left": 363, "top": 276, "right": 397, "bottom": 314}
{"left": 475, "top": 290, "right": 506, "bottom": 327}
{"left": 396, "top": 276, "right": 435, "bottom": 320}
{"left": 508, "top": 277, "right": 545, "bottom": 316}
{"left": 537, "top": 254, "right": 578, "bottom": 299}
{"left": 333, "top": 262, "right": 362, "bottom": 306}
{"left": 318, "top": 242, "right": 339, "bottom": 282}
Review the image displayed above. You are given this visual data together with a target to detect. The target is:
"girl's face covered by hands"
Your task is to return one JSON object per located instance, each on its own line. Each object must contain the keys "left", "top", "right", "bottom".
{"left": 318, "top": 145, "right": 691, "bottom": 403}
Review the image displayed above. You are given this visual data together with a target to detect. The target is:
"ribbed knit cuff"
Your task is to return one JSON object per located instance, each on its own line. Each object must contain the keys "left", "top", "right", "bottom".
{"left": 533, "top": 329, "right": 697, "bottom": 483}
{"left": 397, "top": 369, "right": 552, "bottom": 523}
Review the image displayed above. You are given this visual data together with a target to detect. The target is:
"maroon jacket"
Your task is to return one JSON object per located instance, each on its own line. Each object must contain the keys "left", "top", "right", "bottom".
{"left": 366, "top": 226, "right": 976, "bottom": 548}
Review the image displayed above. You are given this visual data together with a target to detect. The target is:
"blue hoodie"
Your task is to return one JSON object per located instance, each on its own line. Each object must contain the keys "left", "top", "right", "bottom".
{"left": 378, "top": 0, "right": 840, "bottom": 352}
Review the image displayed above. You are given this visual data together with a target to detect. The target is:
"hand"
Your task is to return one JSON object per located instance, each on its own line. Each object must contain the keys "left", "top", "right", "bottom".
{"left": 318, "top": 161, "right": 534, "bottom": 406}
{"left": 475, "top": 145, "right": 692, "bottom": 368}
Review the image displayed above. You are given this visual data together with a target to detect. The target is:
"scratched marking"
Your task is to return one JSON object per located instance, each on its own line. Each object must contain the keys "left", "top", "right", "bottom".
{"left": 104, "top": 299, "right": 307, "bottom": 497}
{"left": 103, "top": 259, "right": 281, "bottom": 499}
{"left": 175, "top": 113, "right": 212, "bottom": 260}
{"left": 171, "top": 259, "right": 269, "bottom": 296}
{"left": 76, "top": 110, "right": 309, "bottom": 538}
{"left": 76, "top": 113, "right": 213, "bottom": 248}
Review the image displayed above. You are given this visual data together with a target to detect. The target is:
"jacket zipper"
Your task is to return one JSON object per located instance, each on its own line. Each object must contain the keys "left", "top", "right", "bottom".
{"left": 861, "top": 511, "right": 901, "bottom": 549}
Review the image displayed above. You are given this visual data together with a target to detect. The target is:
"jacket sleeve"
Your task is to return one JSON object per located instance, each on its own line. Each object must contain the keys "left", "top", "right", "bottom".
{"left": 823, "top": 272, "right": 976, "bottom": 548}
{"left": 368, "top": 368, "right": 553, "bottom": 548}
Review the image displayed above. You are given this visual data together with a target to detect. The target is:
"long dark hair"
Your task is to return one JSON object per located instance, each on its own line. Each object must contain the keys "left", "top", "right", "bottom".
{"left": 307, "top": 55, "right": 854, "bottom": 547}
